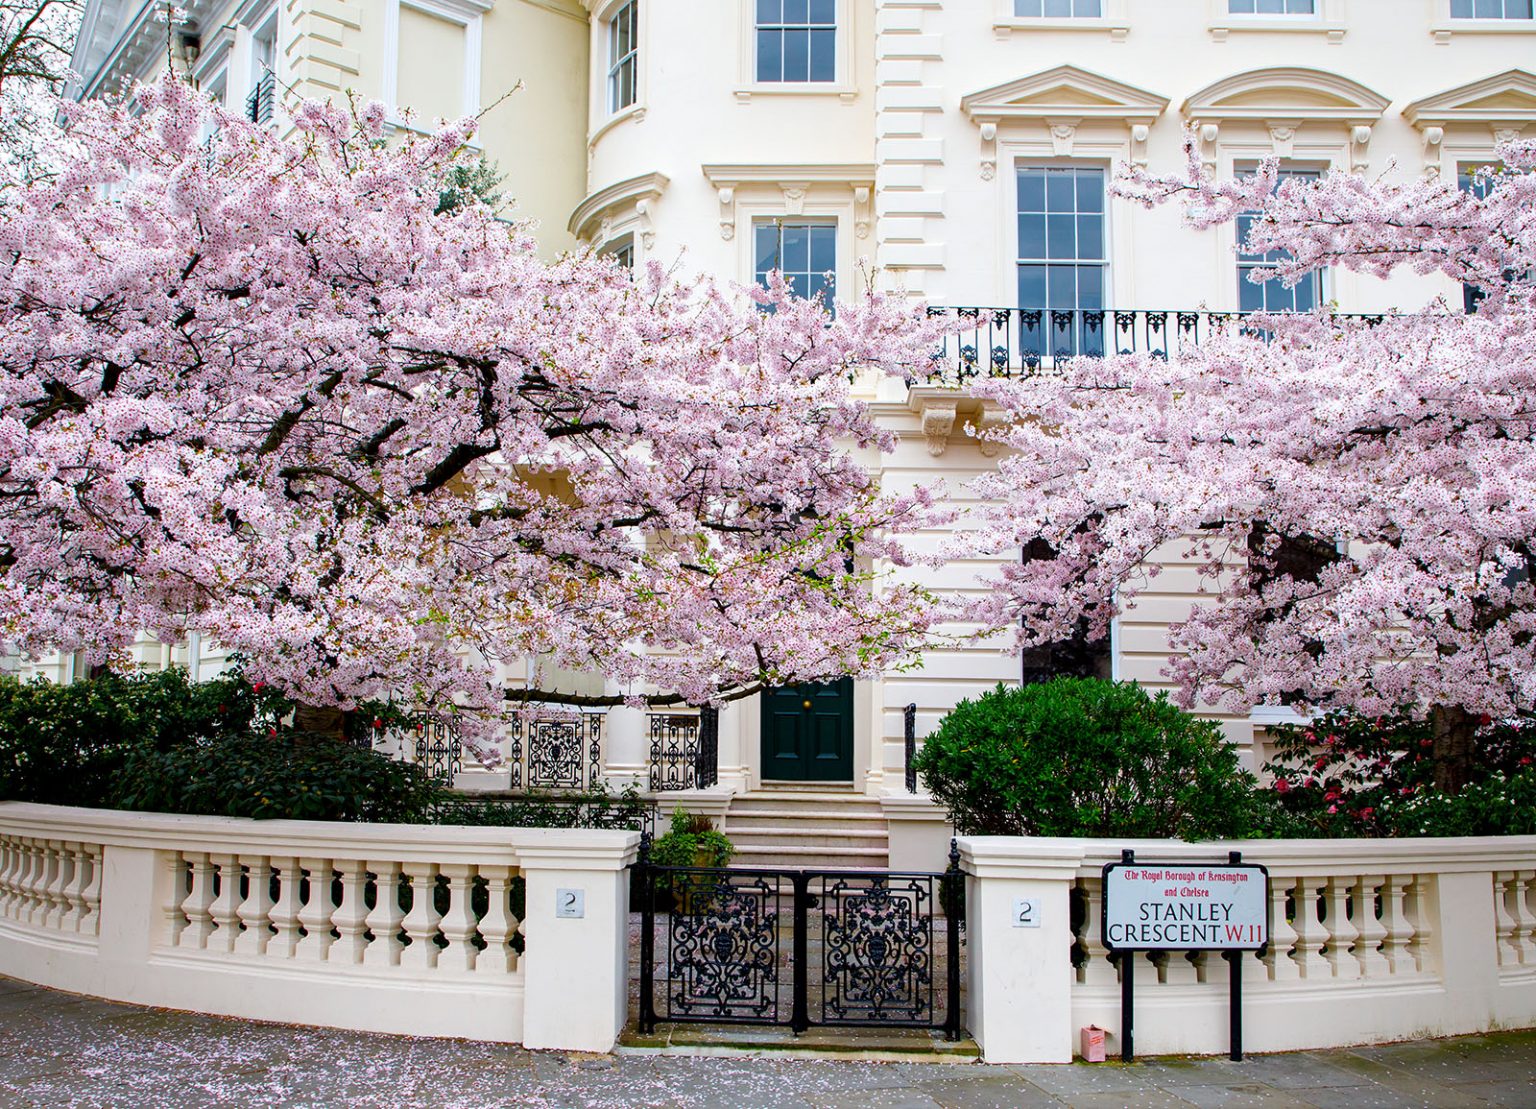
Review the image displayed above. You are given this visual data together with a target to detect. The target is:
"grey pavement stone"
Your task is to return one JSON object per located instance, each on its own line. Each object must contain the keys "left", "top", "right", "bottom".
{"left": 2, "top": 975, "right": 1536, "bottom": 1108}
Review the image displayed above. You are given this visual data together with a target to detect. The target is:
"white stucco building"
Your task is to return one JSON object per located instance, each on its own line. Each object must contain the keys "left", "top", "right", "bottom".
{"left": 38, "top": 0, "right": 1536, "bottom": 866}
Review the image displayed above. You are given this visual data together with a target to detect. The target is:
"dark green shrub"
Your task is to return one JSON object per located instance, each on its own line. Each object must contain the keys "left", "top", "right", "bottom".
{"left": 1264, "top": 711, "right": 1536, "bottom": 837}
{"left": 431, "top": 786, "right": 651, "bottom": 830}
{"left": 913, "top": 678, "right": 1263, "bottom": 840}
{"left": 0, "top": 668, "right": 279, "bottom": 807}
{"left": 114, "top": 730, "right": 442, "bottom": 822}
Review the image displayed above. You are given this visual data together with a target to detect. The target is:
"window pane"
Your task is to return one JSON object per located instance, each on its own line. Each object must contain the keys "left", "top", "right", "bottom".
{"left": 1288, "top": 0, "right": 1316, "bottom": 10}
{"left": 755, "top": 224, "right": 780, "bottom": 273}
{"left": 787, "top": 273, "right": 807, "bottom": 300}
{"left": 1511, "top": 0, "right": 1533, "bottom": 15}
{"left": 783, "top": 0, "right": 808, "bottom": 21}
{"left": 1075, "top": 170, "right": 1103, "bottom": 212}
{"left": 784, "top": 28, "right": 809, "bottom": 81}
{"left": 756, "top": 29, "right": 781, "bottom": 81}
{"left": 807, "top": 271, "right": 833, "bottom": 303}
{"left": 1451, "top": 0, "right": 1473, "bottom": 13}
{"left": 1077, "top": 215, "right": 1103, "bottom": 260}
{"left": 1474, "top": 0, "right": 1501, "bottom": 15}
{"left": 1017, "top": 169, "right": 1045, "bottom": 212}
{"left": 1239, "top": 273, "right": 1265, "bottom": 312}
{"left": 1046, "top": 214, "right": 1076, "bottom": 259}
{"left": 782, "top": 224, "right": 810, "bottom": 271}
{"left": 1048, "top": 265, "right": 1077, "bottom": 307}
{"left": 1077, "top": 266, "right": 1103, "bottom": 310}
{"left": 1230, "top": 0, "right": 1256, "bottom": 9}
{"left": 1257, "top": 0, "right": 1285, "bottom": 12}
{"left": 809, "top": 28, "right": 835, "bottom": 81}
{"left": 1045, "top": 170, "right": 1074, "bottom": 211}
{"left": 1292, "top": 271, "right": 1316, "bottom": 311}
{"left": 1018, "top": 214, "right": 1046, "bottom": 260}
{"left": 809, "top": 0, "right": 835, "bottom": 21}
{"left": 810, "top": 225, "right": 835, "bottom": 273}
{"left": 1044, "top": 0, "right": 1071, "bottom": 14}
{"left": 1014, "top": 0, "right": 1044, "bottom": 12}
{"left": 758, "top": 0, "right": 781, "bottom": 21}
{"left": 1077, "top": 0, "right": 1102, "bottom": 13}
{"left": 1018, "top": 264, "right": 1047, "bottom": 307}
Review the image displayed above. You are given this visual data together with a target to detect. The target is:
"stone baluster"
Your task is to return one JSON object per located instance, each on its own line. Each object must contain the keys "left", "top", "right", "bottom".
{"left": 399, "top": 862, "right": 442, "bottom": 971}
{"left": 59, "top": 842, "right": 89, "bottom": 933}
{"left": 18, "top": 839, "right": 45, "bottom": 926}
{"left": 1263, "top": 875, "right": 1302, "bottom": 982}
{"left": 1494, "top": 871, "right": 1521, "bottom": 966}
{"left": 0, "top": 837, "right": 17, "bottom": 917}
{"left": 1516, "top": 872, "right": 1536, "bottom": 967}
{"left": 1076, "top": 879, "right": 1118, "bottom": 986}
{"left": 477, "top": 865, "right": 518, "bottom": 976}
{"left": 1378, "top": 873, "right": 1414, "bottom": 975}
{"left": 180, "top": 853, "right": 217, "bottom": 949}
{"left": 1324, "top": 876, "right": 1362, "bottom": 980}
{"left": 1405, "top": 876, "right": 1434, "bottom": 975}
{"left": 364, "top": 862, "right": 406, "bottom": 969}
{"left": 437, "top": 863, "right": 479, "bottom": 973}
{"left": 164, "top": 852, "right": 191, "bottom": 945}
{"left": 294, "top": 858, "right": 335, "bottom": 962}
{"left": 234, "top": 856, "right": 274, "bottom": 957}
{"left": 1289, "top": 876, "right": 1331, "bottom": 979}
{"left": 207, "top": 854, "right": 243, "bottom": 954}
{"left": 40, "top": 840, "right": 69, "bottom": 930}
{"left": 331, "top": 860, "right": 372, "bottom": 966}
{"left": 1353, "top": 874, "right": 1391, "bottom": 978}
{"left": 267, "top": 857, "right": 304, "bottom": 959}
{"left": 78, "top": 845, "right": 101, "bottom": 936}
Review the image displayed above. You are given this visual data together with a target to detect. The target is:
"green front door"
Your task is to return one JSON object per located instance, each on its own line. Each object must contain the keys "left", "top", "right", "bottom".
{"left": 760, "top": 678, "right": 854, "bottom": 782}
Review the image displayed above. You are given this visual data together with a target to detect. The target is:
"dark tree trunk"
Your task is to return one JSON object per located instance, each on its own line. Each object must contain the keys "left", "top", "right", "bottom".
{"left": 293, "top": 702, "right": 347, "bottom": 741}
{"left": 1429, "top": 704, "right": 1479, "bottom": 795}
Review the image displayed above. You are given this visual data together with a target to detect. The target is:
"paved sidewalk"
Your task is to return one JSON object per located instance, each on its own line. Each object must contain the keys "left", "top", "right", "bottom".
{"left": 2, "top": 977, "right": 1535, "bottom": 1108}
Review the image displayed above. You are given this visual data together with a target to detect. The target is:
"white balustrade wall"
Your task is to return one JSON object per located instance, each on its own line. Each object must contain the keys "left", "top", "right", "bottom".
{"left": 961, "top": 836, "right": 1536, "bottom": 1064}
{"left": 0, "top": 803, "right": 638, "bottom": 1052}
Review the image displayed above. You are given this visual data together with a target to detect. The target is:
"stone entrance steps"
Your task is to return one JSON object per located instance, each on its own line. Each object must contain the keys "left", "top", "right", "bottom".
{"left": 723, "top": 787, "right": 888, "bottom": 871}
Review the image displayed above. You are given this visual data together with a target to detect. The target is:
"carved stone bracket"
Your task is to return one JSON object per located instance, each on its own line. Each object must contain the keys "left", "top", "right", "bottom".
{"left": 1350, "top": 124, "right": 1373, "bottom": 173}
{"left": 1131, "top": 123, "right": 1150, "bottom": 167}
{"left": 972, "top": 406, "right": 1009, "bottom": 458}
{"left": 1048, "top": 118, "right": 1080, "bottom": 157}
{"left": 979, "top": 121, "right": 997, "bottom": 181}
{"left": 920, "top": 399, "right": 958, "bottom": 457}
{"left": 854, "top": 186, "right": 871, "bottom": 239}
{"left": 1421, "top": 126, "right": 1443, "bottom": 174}
{"left": 717, "top": 187, "right": 735, "bottom": 240}
{"left": 1198, "top": 122, "right": 1220, "bottom": 172}
{"left": 1266, "top": 120, "right": 1298, "bottom": 159}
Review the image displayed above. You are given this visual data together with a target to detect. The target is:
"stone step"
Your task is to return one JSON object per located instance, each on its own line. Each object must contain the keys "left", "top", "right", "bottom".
{"left": 731, "top": 843, "right": 889, "bottom": 870}
{"left": 723, "top": 812, "right": 887, "bottom": 833}
{"left": 725, "top": 827, "right": 889, "bottom": 848}
{"left": 728, "top": 797, "right": 884, "bottom": 815}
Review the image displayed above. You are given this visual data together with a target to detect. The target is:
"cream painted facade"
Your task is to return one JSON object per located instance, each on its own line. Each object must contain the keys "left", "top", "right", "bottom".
{"left": 41, "top": 1, "right": 1536, "bottom": 810}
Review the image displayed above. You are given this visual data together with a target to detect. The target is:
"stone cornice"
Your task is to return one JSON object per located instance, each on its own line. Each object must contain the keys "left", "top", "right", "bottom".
{"left": 567, "top": 171, "right": 669, "bottom": 244}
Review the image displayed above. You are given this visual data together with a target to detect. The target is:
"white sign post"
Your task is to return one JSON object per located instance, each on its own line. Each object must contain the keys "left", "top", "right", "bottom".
{"left": 1101, "top": 850, "right": 1269, "bottom": 1062}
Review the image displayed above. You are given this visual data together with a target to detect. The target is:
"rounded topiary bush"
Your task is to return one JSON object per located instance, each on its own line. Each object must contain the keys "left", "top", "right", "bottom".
{"left": 912, "top": 677, "right": 1262, "bottom": 840}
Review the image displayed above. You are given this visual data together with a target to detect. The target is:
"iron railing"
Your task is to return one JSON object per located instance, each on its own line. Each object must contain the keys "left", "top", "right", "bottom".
{"left": 351, "top": 711, "right": 462, "bottom": 785}
{"left": 923, "top": 306, "right": 1388, "bottom": 386}
{"left": 245, "top": 71, "right": 276, "bottom": 125}
{"left": 508, "top": 710, "right": 604, "bottom": 792}
{"left": 647, "top": 706, "right": 720, "bottom": 792}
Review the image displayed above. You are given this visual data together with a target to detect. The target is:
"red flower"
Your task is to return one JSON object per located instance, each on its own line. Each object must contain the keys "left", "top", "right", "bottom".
{"left": 1359, "top": 807, "right": 1375, "bottom": 819}
{"left": 1520, "top": 757, "right": 1533, "bottom": 767}
{"left": 374, "top": 717, "right": 384, "bottom": 729}
{"left": 267, "top": 726, "right": 277, "bottom": 737}
{"left": 1314, "top": 756, "right": 1329, "bottom": 770}
{"left": 1479, "top": 713, "right": 1493, "bottom": 727}
{"left": 252, "top": 681, "right": 266, "bottom": 693}
{"left": 1275, "top": 779, "right": 1291, "bottom": 794}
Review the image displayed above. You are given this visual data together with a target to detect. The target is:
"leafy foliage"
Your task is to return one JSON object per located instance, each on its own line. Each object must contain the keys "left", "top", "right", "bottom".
{"left": 649, "top": 807, "right": 734, "bottom": 868}
{"left": 430, "top": 786, "right": 652, "bottom": 830}
{"left": 1263, "top": 711, "right": 1536, "bottom": 836}
{"left": 913, "top": 678, "right": 1264, "bottom": 840}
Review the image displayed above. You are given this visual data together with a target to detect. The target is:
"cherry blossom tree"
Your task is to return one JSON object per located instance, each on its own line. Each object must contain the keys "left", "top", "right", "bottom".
{"left": 966, "top": 135, "right": 1536, "bottom": 791}
{"left": 0, "top": 77, "right": 946, "bottom": 745}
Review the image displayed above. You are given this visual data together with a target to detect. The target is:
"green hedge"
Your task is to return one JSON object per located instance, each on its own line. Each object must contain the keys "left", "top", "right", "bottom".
{"left": 913, "top": 678, "right": 1268, "bottom": 840}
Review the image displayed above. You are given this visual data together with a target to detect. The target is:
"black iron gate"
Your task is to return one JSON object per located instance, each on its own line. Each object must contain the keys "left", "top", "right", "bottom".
{"left": 634, "top": 843, "right": 965, "bottom": 1038}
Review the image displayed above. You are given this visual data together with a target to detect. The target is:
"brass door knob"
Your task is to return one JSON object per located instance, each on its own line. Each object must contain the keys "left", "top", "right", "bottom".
{"left": 802, "top": 700, "right": 813, "bottom": 710}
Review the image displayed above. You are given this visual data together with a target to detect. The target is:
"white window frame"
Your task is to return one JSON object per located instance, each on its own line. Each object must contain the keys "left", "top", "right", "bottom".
{"left": 752, "top": 217, "right": 839, "bottom": 310}
{"left": 1225, "top": 0, "right": 1317, "bottom": 15}
{"left": 1233, "top": 161, "right": 1328, "bottom": 314}
{"left": 1450, "top": 0, "right": 1532, "bottom": 17}
{"left": 993, "top": 0, "right": 1130, "bottom": 39}
{"left": 1013, "top": 161, "right": 1112, "bottom": 356}
{"left": 606, "top": 0, "right": 638, "bottom": 115}
{"left": 1431, "top": 0, "right": 1536, "bottom": 39}
{"left": 382, "top": 0, "right": 487, "bottom": 125}
{"left": 735, "top": 0, "right": 856, "bottom": 101}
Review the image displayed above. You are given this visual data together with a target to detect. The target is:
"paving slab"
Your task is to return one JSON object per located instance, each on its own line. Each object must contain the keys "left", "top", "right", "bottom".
{"left": 2, "top": 975, "right": 1535, "bottom": 1108}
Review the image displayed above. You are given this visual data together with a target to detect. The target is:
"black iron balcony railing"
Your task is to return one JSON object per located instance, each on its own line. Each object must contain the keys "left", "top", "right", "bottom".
{"left": 245, "top": 71, "right": 276, "bottom": 126}
{"left": 923, "top": 307, "right": 1387, "bottom": 387}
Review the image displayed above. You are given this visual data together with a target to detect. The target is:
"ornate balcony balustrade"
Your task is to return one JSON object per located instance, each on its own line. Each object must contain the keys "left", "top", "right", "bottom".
{"left": 923, "top": 307, "right": 1387, "bottom": 387}
{"left": 647, "top": 707, "right": 719, "bottom": 792}
{"left": 244, "top": 71, "right": 276, "bottom": 126}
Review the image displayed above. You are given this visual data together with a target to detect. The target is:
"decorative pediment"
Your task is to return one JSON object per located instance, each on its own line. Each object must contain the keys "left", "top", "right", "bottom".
{"left": 568, "top": 172, "right": 670, "bottom": 247}
{"left": 1181, "top": 67, "right": 1389, "bottom": 124}
{"left": 960, "top": 65, "right": 1170, "bottom": 125}
{"left": 1404, "top": 69, "right": 1536, "bottom": 130}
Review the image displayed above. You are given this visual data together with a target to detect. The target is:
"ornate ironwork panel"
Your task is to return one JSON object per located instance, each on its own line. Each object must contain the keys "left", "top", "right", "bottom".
{"left": 410, "top": 715, "right": 462, "bottom": 785}
{"left": 664, "top": 870, "right": 782, "bottom": 1022}
{"left": 697, "top": 707, "right": 719, "bottom": 789}
{"left": 903, "top": 703, "right": 918, "bottom": 793}
{"left": 648, "top": 714, "right": 701, "bottom": 792}
{"left": 508, "top": 711, "right": 603, "bottom": 791}
{"left": 820, "top": 874, "right": 935, "bottom": 1025}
